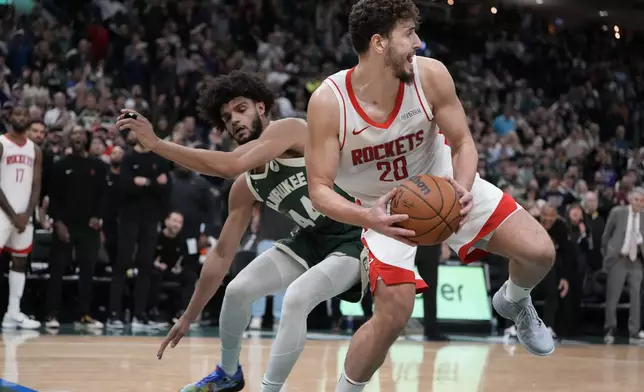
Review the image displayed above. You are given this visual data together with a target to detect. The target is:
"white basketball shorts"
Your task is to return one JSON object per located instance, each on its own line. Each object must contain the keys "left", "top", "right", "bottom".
{"left": 362, "top": 175, "right": 522, "bottom": 294}
{"left": 0, "top": 214, "right": 33, "bottom": 256}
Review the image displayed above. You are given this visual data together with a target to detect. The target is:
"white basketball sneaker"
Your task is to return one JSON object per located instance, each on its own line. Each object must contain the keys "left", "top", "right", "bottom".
{"left": 2, "top": 312, "right": 41, "bottom": 330}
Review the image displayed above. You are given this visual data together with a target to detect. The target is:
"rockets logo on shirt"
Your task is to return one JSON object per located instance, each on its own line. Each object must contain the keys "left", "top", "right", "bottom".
{"left": 350, "top": 130, "right": 425, "bottom": 166}
{"left": 5, "top": 154, "right": 34, "bottom": 167}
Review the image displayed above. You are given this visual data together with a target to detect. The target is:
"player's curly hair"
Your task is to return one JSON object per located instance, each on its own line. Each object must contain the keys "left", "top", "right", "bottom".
{"left": 196, "top": 70, "right": 275, "bottom": 131}
{"left": 349, "top": 0, "right": 420, "bottom": 55}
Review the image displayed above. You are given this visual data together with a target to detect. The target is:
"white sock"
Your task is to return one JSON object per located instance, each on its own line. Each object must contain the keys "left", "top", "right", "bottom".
{"left": 335, "top": 371, "right": 368, "bottom": 392}
{"left": 8, "top": 271, "right": 25, "bottom": 315}
{"left": 260, "top": 377, "right": 284, "bottom": 392}
{"left": 504, "top": 279, "right": 532, "bottom": 303}
{"left": 219, "top": 345, "right": 240, "bottom": 376}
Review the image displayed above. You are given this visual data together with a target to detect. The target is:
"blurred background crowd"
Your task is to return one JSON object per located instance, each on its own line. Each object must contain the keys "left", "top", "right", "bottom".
{"left": 1, "top": 0, "right": 643, "bottom": 342}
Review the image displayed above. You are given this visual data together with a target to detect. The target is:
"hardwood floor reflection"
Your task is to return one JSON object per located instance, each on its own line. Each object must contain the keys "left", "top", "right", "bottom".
{"left": 2, "top": 330, "right": 644, "bottom": 391}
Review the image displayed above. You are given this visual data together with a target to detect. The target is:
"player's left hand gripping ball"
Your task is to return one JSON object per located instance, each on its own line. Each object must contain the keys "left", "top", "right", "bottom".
{"left": 444, "top": 177, "right": 473, "bottom": 228}
{"left": 116, "top": 109, "right": 159, "bottom": 150}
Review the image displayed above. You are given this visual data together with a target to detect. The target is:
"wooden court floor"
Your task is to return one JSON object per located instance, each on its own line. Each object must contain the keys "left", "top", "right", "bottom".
{"left": 2, "top": 330, "right": 644, "bottom": 391}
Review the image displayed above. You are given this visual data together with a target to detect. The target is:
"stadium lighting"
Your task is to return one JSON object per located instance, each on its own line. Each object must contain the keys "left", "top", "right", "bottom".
{"left": 614, "top": 25, "right": 619, "bottom": 32}
{"left": 615, "top": 32, "right": 621, "bottom": 39}
{"left": 599, "top": 10, "right": 608, "bottom": 17}
{"left": 491, "top": 7, "right": 498, "bottom": 14}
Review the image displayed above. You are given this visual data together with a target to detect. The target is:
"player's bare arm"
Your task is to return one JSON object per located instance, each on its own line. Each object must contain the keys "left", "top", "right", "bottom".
{"left": 117, "top": 111, "right": 304, "bottom": 179}
{"left": 0, "top": 144, "right": 17, "bottom": 221}
{"left": 26, "top": 145, "right": 43, "bottom": 218}
{"left": 417, "top": 57, "right": 475, "bottom": 219}
{"left": 418, "top": 57, "right": 478, "bottom": 191}
{"left": 157, "top": 175, "right": 256, "bottom": 358}
{"left": 306, "top": 84, "right": 414, "bottom": 242}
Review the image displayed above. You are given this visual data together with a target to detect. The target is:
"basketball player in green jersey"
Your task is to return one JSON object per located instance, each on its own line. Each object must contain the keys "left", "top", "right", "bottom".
{"left": 116, "top": 71, "right": 368, "bottom": 392}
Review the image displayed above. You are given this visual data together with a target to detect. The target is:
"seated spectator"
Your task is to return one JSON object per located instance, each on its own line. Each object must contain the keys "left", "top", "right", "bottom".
{"left": 147, "top": 212, "right": 195, "bottom": 327}
{"left": 492, "top": 105, "right": 516, "bottom": 137}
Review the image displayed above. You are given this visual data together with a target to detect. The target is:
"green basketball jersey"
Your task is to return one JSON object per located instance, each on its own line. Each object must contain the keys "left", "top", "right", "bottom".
{"left": 245, "top": 157, "right": 358, "bottom": 237}
{"left": 244, "top": 156, "right": 366, "bottom": 303}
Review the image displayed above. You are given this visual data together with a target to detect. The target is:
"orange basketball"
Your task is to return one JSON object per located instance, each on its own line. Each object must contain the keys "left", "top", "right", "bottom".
{"left": 390, "top": 174, "right": 462, "bottom": 245}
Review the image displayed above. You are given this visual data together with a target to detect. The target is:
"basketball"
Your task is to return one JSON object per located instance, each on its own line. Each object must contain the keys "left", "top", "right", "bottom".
{"left": 390, "top": 175, "right": 462, "bottom": 245}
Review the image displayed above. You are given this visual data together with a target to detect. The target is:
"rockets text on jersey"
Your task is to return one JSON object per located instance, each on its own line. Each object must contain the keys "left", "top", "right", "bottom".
{"left": 324, "top": 56, "right": 453, "bottom": 207}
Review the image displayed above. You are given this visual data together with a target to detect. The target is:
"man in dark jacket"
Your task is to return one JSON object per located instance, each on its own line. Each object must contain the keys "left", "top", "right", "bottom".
{"left": 45, "top": 126, "right": 107, "bottom": 328}
{"left": 167, "top": 164, "right": 218, "bottom": 317}
{"left": 107, "top": 133, "right": 172, "bottom": 329}
{"left": 534, "top": 205, "right": 573, "bottom": 337}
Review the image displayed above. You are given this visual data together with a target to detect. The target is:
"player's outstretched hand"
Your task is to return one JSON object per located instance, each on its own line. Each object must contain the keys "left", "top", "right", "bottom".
{"left": 365, "top": 188, "right": 416, "bottom": 246}
{"left": 444, "top": 177, "right": 473, "bottom": 228}
{"left": 116, "top": 109, "right": 159, "bottom": 151}
{"left": 157, "top": 317, "right": 191, "bottom": 360}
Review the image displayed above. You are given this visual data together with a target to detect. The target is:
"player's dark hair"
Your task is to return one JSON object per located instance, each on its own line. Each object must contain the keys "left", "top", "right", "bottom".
{"left": 166, "top": 210, "right": 184, "bottom": 219}
{"left": 197, "top": 71, "right": 275, "bottom": 131}
{"left": 349, "top": 0, "right": 420, "bottom": 55}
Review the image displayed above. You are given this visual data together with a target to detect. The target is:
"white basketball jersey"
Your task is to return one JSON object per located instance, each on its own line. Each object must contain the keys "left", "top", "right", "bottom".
{"left": 0, "top": 135, "right": 35, "bottom": 215}
{"left": 325, "top": 56, "right": 453, "bottom": 207}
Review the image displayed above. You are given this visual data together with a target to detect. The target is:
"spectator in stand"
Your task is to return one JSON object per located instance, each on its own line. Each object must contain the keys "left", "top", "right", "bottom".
{"left": 45, "top": 126, "right": 107, "bottom": 329}
{"left": 104, "top": 145, "right": 124, "bottom": 265}
{"left": 506, "top": 205, "right": 571, "bottom": 339}
{"left": 43, "top": 92, "right": 76, "bottom": 130}
{"left": 492, "top": 105, "right": 516, "bottom": 137}
{"left": 147, "top": 211, "right": 192, "bottom": 326}
{"left": 562, "top": 204, "right": 592, "bottom": 336}
{"left": 107, "top": 131, "right": 172, "bottom": 329}
{"left": 168, "top": 161, "right": 219, "bottom": 317}
{"left": 582, "top": 191, "right": 606, "bottom": 271}
{"left": 544, "top": 175, "right": 578, "bottom": 216}
{"left": 602, "top": 188, "right": 644, "bottom": 344}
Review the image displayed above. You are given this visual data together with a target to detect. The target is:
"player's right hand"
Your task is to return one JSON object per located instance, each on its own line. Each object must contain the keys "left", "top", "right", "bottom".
{"left": 54, "top": 221, "right": 70, "bottom": 242}
{"left": 134, "top": 176, "right": 149, "bottom": 186}
{"left": 116, "top": 109, "right": 159, "bottom": 150}
{"left": 157, "top": 316, "right": 192, "bottom": 360}
{"left": 364, "top": 189, "right": 416, "bottom": 246}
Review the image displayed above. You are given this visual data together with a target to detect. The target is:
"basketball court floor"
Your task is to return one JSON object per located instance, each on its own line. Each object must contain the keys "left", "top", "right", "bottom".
{"left": 1, "top": 328, "right": 643, "bottom": 391}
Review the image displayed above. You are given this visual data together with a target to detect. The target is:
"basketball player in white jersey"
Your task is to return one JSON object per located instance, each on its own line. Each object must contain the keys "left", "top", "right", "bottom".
{"left": 306, "top": 1, "right": 556, "bottom": 390}
{"left": 0, "top": 105, "right": 42, "bottom": 329}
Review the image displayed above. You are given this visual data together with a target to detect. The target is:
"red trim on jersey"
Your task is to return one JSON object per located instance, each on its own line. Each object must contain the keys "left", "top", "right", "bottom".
{"left": 5, "top": 244, "right": 33, "bottom": 255}
{"left": 2, "top": 134, "right": 28, "bottom": 147}
{"left": 362, "top": 237, "right": 428, "bottom": 294}
{"left": 457, "top": 193, "right": 518, "bottom": 264}
{"left": 327, "top": 78, "right": 348, "bottom": 150}
{"left": 412, "top": 78, "right": 434, "bottom": 122}
{"left": 411, "top": 76, "right": 450, "bottom": 147}
{"left": 345, "top": 67, "right": 405, "bottom": 129}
